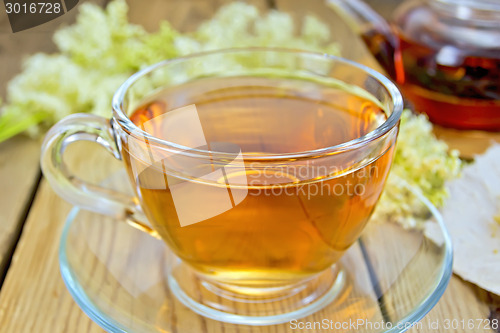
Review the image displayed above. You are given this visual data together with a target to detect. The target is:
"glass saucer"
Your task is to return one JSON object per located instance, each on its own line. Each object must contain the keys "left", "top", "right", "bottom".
{"left": 59, "top": 170, "right": 452, "bottom": 333}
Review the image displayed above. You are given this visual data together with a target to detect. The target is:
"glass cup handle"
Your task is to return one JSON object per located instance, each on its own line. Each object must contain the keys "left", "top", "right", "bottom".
{"left": 41, "top": 114, "right": 159, "bottom": 237}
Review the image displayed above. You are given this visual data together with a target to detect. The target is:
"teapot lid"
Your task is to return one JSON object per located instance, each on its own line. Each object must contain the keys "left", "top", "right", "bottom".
{"left": 432, "top": 0, "right": 500, "bottom": 23}
{"left": 435, "top": 0, "right": 500, "bottom": 11}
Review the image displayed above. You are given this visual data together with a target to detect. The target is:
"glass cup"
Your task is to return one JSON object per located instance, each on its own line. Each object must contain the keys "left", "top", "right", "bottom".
{"left": 41, "top": 48, "right": 403, "bottom": 325}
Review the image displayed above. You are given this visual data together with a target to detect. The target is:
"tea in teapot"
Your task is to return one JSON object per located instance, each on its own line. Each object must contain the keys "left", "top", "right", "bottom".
{"left": 329, "top": 0, "right": 500, "bottom": 131}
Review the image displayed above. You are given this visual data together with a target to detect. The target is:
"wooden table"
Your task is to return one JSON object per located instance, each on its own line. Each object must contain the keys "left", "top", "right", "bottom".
{"left": 0, "top": 0, "right": 498, "bottom": 332}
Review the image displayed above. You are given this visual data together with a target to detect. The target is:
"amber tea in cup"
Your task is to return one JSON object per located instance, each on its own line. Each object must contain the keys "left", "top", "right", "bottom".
{"left": 41, "top": 49, "right": 403, "bottom": 325}
{"left": 126, "top": 76, "right": 392, "bottom": 283}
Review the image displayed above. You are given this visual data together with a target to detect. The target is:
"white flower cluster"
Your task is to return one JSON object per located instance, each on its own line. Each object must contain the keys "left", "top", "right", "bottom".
{"left": 374, "top": 110, "right": 462, "bottom": 228}
{"left": 192, "top": 3, "right": 339, "bottom": 55}
{"left": 0, "top": 0, "right": 339, "bottom": 140}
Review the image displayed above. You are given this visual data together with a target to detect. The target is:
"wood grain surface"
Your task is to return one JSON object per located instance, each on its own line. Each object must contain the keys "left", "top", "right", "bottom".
{"left": 0, "top": 137, "right": 41, "bottom": 277}
{"left": 0, "top": 0, "right": 498, "bottom": 332}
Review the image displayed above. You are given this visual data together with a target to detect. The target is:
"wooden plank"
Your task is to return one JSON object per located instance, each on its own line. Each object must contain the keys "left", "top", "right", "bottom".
{"left": 0, "top": 0, "right": 71, "bottom": 279}
{"left": 0, "top": 142, "right": 119, "bottom": 333}
{"left": 0, "top": 137, "right": 41, "bottom": 278}
{"left": 0, "top": 0, "right": 108, "bottom": 284}
{"left": 408, "top": 278, "right": 492, "bottom": 333}
{"left": 0, "top": 184, "right": 105, "bottom": 333}
{"left": 360, "top": 223, "right": 491, "bottom": 332}
{"left": 432, "top": 126, "right": 500, "bottom": 160}
{"left": 0, "top": 182, "right": 104, "bottom": 333}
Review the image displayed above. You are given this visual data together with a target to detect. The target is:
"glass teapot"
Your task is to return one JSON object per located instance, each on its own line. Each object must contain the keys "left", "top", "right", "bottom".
{"left": 329, "top": 0, "right": 500, "bottom": 131}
